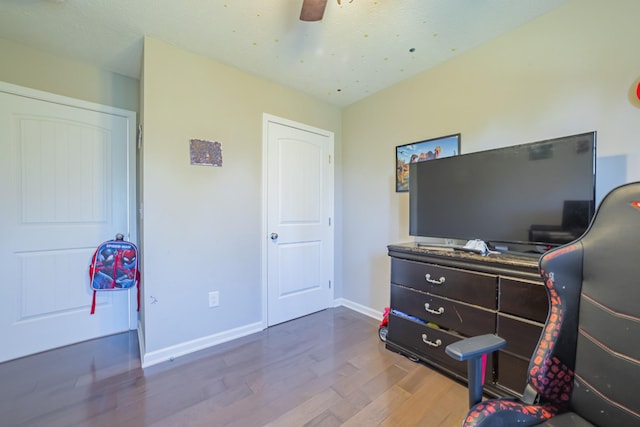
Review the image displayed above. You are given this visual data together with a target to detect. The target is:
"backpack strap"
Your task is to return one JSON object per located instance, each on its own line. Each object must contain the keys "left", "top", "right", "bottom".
{"left": 89, "top": 245, "right": 100, "bottom": 314}
{"left": 91, "top": 290, "right": 98, "bottom": 315}
{"left": 136, "top": 269, "right": 140, "bottom": 312}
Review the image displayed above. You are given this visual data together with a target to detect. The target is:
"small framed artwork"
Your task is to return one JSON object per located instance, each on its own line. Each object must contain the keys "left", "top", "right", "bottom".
{"left": 395, "top": 133, "right": 460, "bottom": 192}
{"left": 190, "top": 138, "right": 222, "bottom": 167}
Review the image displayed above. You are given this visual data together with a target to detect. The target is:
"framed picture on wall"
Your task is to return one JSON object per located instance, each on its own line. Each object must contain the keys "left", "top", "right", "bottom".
{"left": 190, "top": 138, "right": 223, "bottom": 167}
{"left": 395, "top": 133, "right": 461, "bottom": 192}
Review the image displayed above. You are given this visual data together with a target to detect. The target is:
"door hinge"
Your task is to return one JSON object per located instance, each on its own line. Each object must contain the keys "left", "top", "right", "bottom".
{"left": 329, "top": 280, "right": 332, "bottom": 289}
{"left": 328, "top": 217, "right": 331, "bottom": 226}
{"left": 137, "top": 124, "right": 143, "bottom": 149}
{"left": 328, "top": 154, "right": 331, "bottom": 164}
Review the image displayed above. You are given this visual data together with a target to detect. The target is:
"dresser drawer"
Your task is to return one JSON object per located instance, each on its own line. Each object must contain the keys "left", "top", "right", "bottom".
{"left": 500, "top": 277, "right": 548, "bottom": 322}
{"left": 391, "top": 284, "right": 496, "bottom": 336}
{"left": 387, "top": 313, "right": 494, "bottom": 383}
{"left": 497, "top": 314, "right": 543, "bottom": 359}
{"left": 391, "top": 258, "right": 498, "bottom": 309}
{"left": 387, "top": 313, "right": 466, "bottom": 374}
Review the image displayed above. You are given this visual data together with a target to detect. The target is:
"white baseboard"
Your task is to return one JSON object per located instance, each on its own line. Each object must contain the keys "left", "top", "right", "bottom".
{"left": 138, "top": 300, "right": 384, "bottom": 369}
{"left": 334, "top": 297, "right": 384, "bottom": 321}
{"left": 140, "top": 321, "right": 263, "bottom": 369}
{"left": 137, "top": 320, "right": 145, "bottom": 367}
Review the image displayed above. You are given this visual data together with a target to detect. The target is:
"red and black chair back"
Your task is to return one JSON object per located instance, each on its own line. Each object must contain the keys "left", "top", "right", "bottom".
{"left": 460, "top": 181, "right": 640, "bottom": 426}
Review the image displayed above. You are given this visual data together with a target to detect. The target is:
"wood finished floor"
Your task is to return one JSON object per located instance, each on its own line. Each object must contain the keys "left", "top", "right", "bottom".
{"left": 0, "top": 307, "right": 469, "bottom": 427}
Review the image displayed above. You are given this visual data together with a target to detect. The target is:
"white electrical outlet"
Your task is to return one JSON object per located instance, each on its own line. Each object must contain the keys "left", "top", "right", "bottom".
{"left": 208, "top": 291, "right": 219, "bottom": 308}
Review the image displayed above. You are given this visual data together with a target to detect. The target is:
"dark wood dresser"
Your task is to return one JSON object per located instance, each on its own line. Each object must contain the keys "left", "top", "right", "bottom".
{"left": 386, "top": 243, "right": 549, "bottom": 398}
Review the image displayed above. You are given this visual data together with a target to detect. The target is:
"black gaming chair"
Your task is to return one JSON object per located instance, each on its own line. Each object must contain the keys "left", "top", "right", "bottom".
{"left": 446, "top": 182, "right": 640, "bottom": 426}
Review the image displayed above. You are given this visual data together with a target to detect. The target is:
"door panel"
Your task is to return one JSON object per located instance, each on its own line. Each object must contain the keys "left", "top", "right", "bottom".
{"left": 0, "top": 84, "right": 135, "bottom": 362}
{"left": 19, "top": 117, "right": 110, "bottom": 224}
{"left": 278, "top": 137, "right": 321, "bottom": 224}
{"left": 265, "top": 116, "right": 334, "bottom": 326}
{"left": 278, "top": 241, "right": 322, "bottom": 296}
{"left": 19, "top": 249, "right": 92, "bottom": 318}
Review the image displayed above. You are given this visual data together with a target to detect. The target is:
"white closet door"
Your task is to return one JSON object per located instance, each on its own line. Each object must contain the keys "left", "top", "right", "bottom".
{"left": 0, "top": 83, "right": 136, "bottom": 362}
{"left": 265, "top": 115, "right": 334, "bottom": 326}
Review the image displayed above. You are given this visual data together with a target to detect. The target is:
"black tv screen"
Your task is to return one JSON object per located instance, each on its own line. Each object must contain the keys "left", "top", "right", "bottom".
{"left": 409, "top": 132, "right": 596, "bottom": 249}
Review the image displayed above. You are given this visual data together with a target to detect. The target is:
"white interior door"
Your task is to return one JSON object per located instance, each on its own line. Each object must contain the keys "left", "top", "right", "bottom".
{"left": 0, "top": 82, "right": 136, "bottom": 363}
{"left": 264, "top": 115, "right": 334, "bottom": 326}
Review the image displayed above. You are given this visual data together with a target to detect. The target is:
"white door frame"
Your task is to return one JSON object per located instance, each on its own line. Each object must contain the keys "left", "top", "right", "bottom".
{"left": 0, "top": 80, "right": 138, "bottom": 330}
{"left": 261, "top": 113, "right": 334, "bottom": 328}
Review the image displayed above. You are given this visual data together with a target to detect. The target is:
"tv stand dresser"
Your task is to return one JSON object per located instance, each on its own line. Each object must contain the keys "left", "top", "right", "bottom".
{"left": 386, "top": 243, "right": 549, "bottom": 398}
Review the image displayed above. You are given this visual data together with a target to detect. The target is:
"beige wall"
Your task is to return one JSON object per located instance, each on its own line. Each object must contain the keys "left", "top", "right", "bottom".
{"left": 140, "top": 37, "right": 342, "bottom": 356}
{"left": 0, "top": 38, "right": 138, "bottom": 112}
{"left": 341, "top": 0, "right": 640, "bottom": 311}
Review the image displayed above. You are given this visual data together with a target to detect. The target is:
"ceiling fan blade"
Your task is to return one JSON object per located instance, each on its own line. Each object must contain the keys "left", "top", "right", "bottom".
{"left": 300, "top": 0, "right": 328, "bottom": 22}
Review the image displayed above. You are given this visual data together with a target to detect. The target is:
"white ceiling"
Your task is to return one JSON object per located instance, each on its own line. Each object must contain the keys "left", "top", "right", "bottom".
{"left": 0, "top": 0, "right": 566, "bottom": 107}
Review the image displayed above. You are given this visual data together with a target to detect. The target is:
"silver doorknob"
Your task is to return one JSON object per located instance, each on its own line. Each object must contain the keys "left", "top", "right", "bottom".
{"left": 270, "top": 233, "right": 279, "bottom": 240}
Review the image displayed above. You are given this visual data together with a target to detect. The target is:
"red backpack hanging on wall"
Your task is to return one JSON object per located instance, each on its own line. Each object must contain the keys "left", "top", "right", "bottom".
{"left": 89, "top": 234, "right": 140, "bottom": 314}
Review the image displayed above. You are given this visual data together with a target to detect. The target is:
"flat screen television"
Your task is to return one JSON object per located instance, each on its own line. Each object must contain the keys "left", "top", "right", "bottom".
{"left": 409, "top": 132, "right": 596, "bottom": 252}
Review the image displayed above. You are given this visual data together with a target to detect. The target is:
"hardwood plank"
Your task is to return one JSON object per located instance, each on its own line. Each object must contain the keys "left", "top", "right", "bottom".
{"left": 0, "top": 307, "right": 469, "bottom": 426}
{"left": 263, "top": 388, "right": 343, "bottom": 427}
{"left": 381, "top": 370, "right": 461, "bottom": 426}
{"left": 340, "top": 385, "right": 411, "bottom": 426}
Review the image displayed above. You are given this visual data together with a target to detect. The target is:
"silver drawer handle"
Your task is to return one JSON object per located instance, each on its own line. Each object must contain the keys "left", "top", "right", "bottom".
{"left": 421, "top": 334, "right": 442, "bottom": 348}
{"left": 424, "top": 303, "right": 444, "bottom": 315}
{"left": 425, "top": 274, "right": 445, "bottom": 285}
